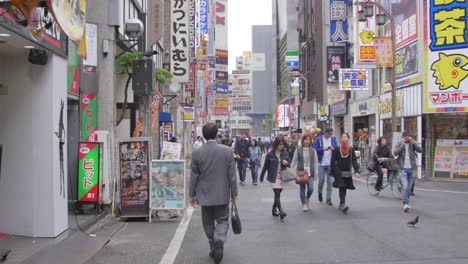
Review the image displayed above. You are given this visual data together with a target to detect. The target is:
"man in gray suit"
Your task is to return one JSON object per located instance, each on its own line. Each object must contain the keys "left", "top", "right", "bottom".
{"left": 190, "top": 123, "right": 238, "bottom": 264}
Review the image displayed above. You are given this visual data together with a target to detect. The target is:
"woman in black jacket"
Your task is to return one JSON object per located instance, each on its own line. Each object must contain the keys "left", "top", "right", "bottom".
{"left": 331, "top": 133, "right": 360, "bottom": 214}
{"left": 373, "top": 136, "right": 394, "bottom": 192}
{"left": 260, "top": 136, "right": 291, "bottom": 220}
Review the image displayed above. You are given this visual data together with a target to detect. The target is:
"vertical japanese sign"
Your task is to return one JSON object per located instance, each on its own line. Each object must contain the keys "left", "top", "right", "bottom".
{"left": 387, "top": 0, "right": 419, "bottom": 85}
{"left": 171, "top": 0, "right": 190, "bottom": 83}
{"left": 214, "top": 0, "right": 227, "bottom": 50}
{"left": 213, "top": 85, "right": 229, "bottom": 115}
{"left": 83, "top": 23, "right": 98, "bottom": 73}
{"left": 67, "top": 41, "right": 79, "bottom": 96}
{"left": 119, "top": 139, "right": 150, "bottom": 209}
{"left": 189, "top": 0, "right": 196, "bottom": 59}
{"left": 354, "top": 1, "right": 377, "bottom": 63}
{"left": 81, "top": 94, "right": 97, "bottom": 142}
{"left": 78, "top": 142, "right": 100, "bottom": 203}
{"left": 425, "top": 1, "right": 468, "bottom": 113}
{"left": 199, "top": 0, "right": 209, "bottom": 35}
{"left": 327, "top": 46, "right": 346, "bottom": 83}
{"left": 330, "top": 0, "right": 349, "bottom": 42}
{"left": 276, "top": 104, "right": 290, "bottom": 128}
{"left": 374, "top": 37, "right": 394, "bottom": 68}
{"left": 151, "top": 90, "right": 162, "bottom": 131}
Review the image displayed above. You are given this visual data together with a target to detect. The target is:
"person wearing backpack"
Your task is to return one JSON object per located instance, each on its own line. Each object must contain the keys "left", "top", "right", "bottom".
{"left": 313, "top": 127, "right": 338, "bottom": 205}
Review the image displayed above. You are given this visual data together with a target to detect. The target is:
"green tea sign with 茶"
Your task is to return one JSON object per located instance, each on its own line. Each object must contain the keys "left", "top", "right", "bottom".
{"left": 78, "top": 143, "right": 100, "bottom": 202}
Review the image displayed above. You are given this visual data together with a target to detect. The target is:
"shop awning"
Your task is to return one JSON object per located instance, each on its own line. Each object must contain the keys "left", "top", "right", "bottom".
{"left": 159, "top": 112, "right": 172, "bottom": 123}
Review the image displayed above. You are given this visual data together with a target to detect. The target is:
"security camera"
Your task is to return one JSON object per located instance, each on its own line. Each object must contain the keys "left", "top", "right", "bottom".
{"left": 124, "top": 18, "right": 144, "bottom": 39}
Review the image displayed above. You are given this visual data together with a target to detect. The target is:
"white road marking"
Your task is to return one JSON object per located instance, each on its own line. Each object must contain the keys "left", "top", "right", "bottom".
{"left": 159, "top": 207, "right": 195, "bottom": 264}
{"left": 354, "top": 177, "right": 468, "bottom": 194}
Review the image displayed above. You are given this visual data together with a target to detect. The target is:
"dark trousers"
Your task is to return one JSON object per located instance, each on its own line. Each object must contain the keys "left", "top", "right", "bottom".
{"left": 201, "top": 205, "right": 229, "bottom": 248}
{"left": 339, "top": 187, "right": 347, "bottom": 205}
{"left": 237, "top": 158, "right": 248, "bottom": 182}
{"left": 273, "top": 189, "right": 283, "bottom": 211}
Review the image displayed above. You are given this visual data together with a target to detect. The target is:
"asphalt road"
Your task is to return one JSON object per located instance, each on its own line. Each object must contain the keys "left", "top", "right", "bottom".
{"left": 88, "top": 174, "right": 468, "bottom": 264}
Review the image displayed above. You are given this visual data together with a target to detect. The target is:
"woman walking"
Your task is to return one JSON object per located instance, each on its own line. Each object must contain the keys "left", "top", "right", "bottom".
{"left": 248, "top": 139, "right": 262, "bottom": 185}
{"left": 372, "top": 136, "right": 394, "bottom": 192}
{"left": 260, "top": 136, "right": 291, "bottom": 220}
{"left": 291, "top": 134, "right": 319, "bottom": 212}
{"left": 331, "top": 133, "right": 360, "bottom": 214}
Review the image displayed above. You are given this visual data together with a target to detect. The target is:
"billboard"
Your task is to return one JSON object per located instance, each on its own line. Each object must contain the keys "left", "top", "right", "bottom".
{"left": 327, "top": 46, "right": 346, "bottom": 83}
{"left": 276, "top": 104, "right": 291, "bottom": 128}
{"left": 339, "top": 69, "right": 369, "bottom": 90}
{"left": 354, "top": 1, "right": 377, "bottom": 63}
{"left": 330, "top": 0, "right": 349, "bottom": 42}
{"left": 424, "top": 1, "right": 468, "bottom": 113}
{"left": 171, "top": 0, "right": 190, "bottom": 83}
{"left": 78, "top": 142, "right": 100, "bottom": 203}
{"left": 199, "top": 0, "right": 209, "bottom": 35}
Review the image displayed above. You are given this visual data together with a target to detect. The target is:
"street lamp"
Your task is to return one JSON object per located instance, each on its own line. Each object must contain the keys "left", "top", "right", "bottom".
{"left": 354, "top": 0, "right": 398, "bottom": 137}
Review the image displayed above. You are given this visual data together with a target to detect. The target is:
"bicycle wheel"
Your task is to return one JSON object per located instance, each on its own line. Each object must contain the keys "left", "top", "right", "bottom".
{"left": 390, "top": 173, "right": 403, "bottom": 199}
{"left": 367, "top": 174, "right": 380, "bottom": 196}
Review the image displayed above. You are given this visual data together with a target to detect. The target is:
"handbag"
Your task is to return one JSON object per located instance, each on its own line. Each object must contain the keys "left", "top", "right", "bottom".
{"left": 295, "top": 170, "right": 309, "bottom": 185}
{"left": 280, "top": 167, "right": 296, "bottom": 182}
{"left": 367, "top": 158, "right": 376, "bottom": 172}
{"left": 231, "top": 200, "right": 242, "bottom": 235}
{"left": 340, "top": 171, "right": 352, "bottom": 178}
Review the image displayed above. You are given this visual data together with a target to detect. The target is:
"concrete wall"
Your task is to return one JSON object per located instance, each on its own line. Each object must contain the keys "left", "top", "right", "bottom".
{"left": 0, "top": 52, "right": 68, "bottom": 237}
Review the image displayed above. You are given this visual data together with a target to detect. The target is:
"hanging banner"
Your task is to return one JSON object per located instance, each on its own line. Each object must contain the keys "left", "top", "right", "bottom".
{"left": 374, "top": 37, "right": 394, "bottom": 68}
{"left": 171, "top": 0, "right": 190, "bottom": 83}
{"left": 83, "top": 23, "right": 97, "bottom": 72}
{"left": 119, "top": 138, "right": 151, "bottom": 217}
{"left": 199, "top": 0, "right": 209, "bottom": 35}
{"left": 424, "top": 1, "right": 468, "bottom": 113}
{"left": 354, "top": 1, "right": 377, "bottom": 63}
{"left": 161, "top": 142, "right": 183, "bottom": 160}
{"left": 330, "top": 0, "right": 349, "bottom": 42}
{"left": 189, "top": 0, "right": 196, "bottom": 58}
{"left": 151, "top": 90, "right": 162, "bottom": 130}
{"left": 276, "top": 104, "right": 291, "bottom": 128}
{"left": 67, "top": 41, "right": 79, "bottom": 96}
{"left": 339, "top": 69, "right": 369, "bottom": 90}
{"left": 183, "top": 107, "right": 194, "bottom": 122}
{"left": 150, "top": 160, "right": 186, "bottom": 210}
{"left": 80, "top": 94, "right": 97, "bottom": 142}
{"left": 78, "top": 142, "right": 100, "bottom": 203}
{"left": 327, "top": 46, "right": 346, "bottom": 83}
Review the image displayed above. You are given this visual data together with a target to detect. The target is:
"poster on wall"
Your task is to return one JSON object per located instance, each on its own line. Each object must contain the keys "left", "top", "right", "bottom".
{"left": 161, "top": 142, "right": 182, "bottom": 160}
{"left": 424, "top": 1, "right": 468, "bottom": 113}
{"left": 78, "top": 142, "right": 100, "bottom": 203}
{"left": 354, "top": 1, "right": 377, "bottom": 63}
{"left": 327, "top": 46, "right": 346, "bottom": 83}
{"left": 119, "top": 138, "right": 151, "bottom": 217}
{"left": 329, "top": 0, "right": 349, "bottom": 43}
{"left": 150, "top": 160, "right": 185, "bottom": 210}
{"left": 81, "top": 94, "right": 97, "bottom": 142}
{"left": 395, "top": 41, "right": 418, "bottom": 80}
{"left": 453, "top": 147, "right": 468, "bottom": 174}
{"left": 433, "top": 146, "right": 455, "bottom": 172}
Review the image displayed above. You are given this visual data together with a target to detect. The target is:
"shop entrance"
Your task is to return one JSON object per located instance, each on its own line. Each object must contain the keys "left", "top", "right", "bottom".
{"left": 67, "top": 100, "right": 80, "bottom": 210}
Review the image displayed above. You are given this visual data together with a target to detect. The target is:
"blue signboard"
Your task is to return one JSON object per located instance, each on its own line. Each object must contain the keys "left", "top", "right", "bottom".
{"left": 200, "top": 0, "right": 209, "bottom": 35}
{"left": 330, "top": 0, "right": 349, "bottom": 42}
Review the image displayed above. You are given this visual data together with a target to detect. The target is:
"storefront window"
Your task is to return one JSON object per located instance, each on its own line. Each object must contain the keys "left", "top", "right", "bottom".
{"left": 382, "top": 119, "right": 402, "bottom": 151}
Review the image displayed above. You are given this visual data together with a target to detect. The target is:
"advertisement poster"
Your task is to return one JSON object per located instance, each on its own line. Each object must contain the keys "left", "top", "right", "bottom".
{"left": 330, "top": 0, "right": 349, "bottom": 43}
{"left": 78, "top": 142, "right": 100, "bottom": 203}
{"left": 213, "top": 85, "right": 229, "bottom": 116}
{"left": 83, "top": 23, "right": 98, "bottom": 72}
{"left": 433, "top": 146, "right": 455, "bottom": 172}
{"left": 119, "top": 139, "right": 150, "bottom": 213}
{"left": 374, "top": 37, "right": 394, "bottom": 68}
{"left": 327, "top": 85, "right": 345, "bottom": 105}
{"left": 339, "top": 69, "right": 368, "bottom": 90}
{"left": 276, "top": 104, "right": 291, "bottom": 128}
{"left": 354, "top": 1, "right": 377, "bottom": 63}
{"left": 453, "top": 147, "right": 468, "bottom": 173}
{"left": 395, "top": 41, "right": 418, "bottom": 80}
{"left": 171, "top": 0, "right": 190, "bottom": 83}
{"left": 424, "top": 1, "right": 468, "bottom": 113}
{"left": 183, "top": 107, "right": 194, "bottom": 122}
{"left": 327, "top": 46, "right": 346, "bottom": 83}
{"left": 150, "top": 160, "right": 185, "bottom": 210}
{"left": 81, "top": 94, "right": 97, "bottom": 142}
{"left": 161, "top": 142, "right": 182, "bottom": 160}
{"left": 67, "top": 41, "right": 79, "bottom": 96}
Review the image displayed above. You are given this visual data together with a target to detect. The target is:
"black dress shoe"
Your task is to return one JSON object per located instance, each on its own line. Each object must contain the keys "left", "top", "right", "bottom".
{"left": 279, "top": 209, "right": 287, "bottom": 220}
{"left": 213, "top": 240, "right": 224, "bottom": 264}
{"left": 326, "top": 200, "right": 333, "bottom": 206}
{"left": 272, "top": 205, "right": 279, "bottom": 217}
{"left": 318, "top": 193, "right": 323, "bottom": 203}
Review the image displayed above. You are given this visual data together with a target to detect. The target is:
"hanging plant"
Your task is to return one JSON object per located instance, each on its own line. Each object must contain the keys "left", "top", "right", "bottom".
{"left": 155, "top": 67, "right": 173, "bottom": 85}
{"left": 115, "top": 51, "right": 143, "bottom": 77}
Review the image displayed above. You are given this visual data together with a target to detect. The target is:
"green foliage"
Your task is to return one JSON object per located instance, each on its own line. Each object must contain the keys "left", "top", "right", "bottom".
{"left": 155, "top": 67, "right": 173, "bottom": 85}
{"left": 115, "top": 51, "right": 143, "bottom": 77}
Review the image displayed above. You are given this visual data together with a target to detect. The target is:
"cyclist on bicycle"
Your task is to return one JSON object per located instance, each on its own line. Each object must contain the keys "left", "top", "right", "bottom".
{"left": 372, "top": 136, "right": 394, "bottom": 192}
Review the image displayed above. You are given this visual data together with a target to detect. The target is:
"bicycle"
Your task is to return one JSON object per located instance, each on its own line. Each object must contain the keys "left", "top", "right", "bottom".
{"left": 366, "top": 158, "right": 402, "bottom": 199}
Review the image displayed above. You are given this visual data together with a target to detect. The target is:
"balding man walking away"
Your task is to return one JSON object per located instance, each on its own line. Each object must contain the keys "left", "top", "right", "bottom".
{"left": 190, "top": 123, "right": 238, "bottom": 264}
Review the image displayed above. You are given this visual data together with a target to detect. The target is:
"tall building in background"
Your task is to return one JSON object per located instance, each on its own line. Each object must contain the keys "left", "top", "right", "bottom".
{"left": 251, "top": 25, "right": 274, "bottom": 137}
{"left": 229, "top": 52, "right": 252, "bottom": 136}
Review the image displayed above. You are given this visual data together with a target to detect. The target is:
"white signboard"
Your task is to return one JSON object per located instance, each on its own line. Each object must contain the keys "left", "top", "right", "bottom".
{"left": 161, "top": 142, "right": 182, "bottom": 160}
{"left": 171, "top": 0, "right": 190, "bottom": 83}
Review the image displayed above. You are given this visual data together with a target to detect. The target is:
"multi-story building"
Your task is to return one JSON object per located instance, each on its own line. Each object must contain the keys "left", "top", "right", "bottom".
{"left": 229, "top": 52, "right": 252, "bottom": 136}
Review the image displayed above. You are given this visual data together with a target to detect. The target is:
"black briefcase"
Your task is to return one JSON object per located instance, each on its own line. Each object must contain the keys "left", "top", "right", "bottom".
{"left": 231, "top": 200, "right": 242, "bottom": 235}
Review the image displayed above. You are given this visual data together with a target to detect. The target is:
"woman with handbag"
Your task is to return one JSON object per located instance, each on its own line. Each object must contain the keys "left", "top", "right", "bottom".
{"left": 372, "top": 136, "right": 394, "bottom": 192}
{"left": 331, "top": 133, "right": 360, "bottom": 214}
{"left": 291, "top": 134, "right": 319, "bottom": 212}
{"left": 260, "top": 136, "right": 291, "bottom": 220}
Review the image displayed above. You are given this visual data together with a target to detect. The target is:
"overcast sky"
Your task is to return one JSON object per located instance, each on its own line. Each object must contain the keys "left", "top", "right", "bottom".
{"left": 228, "top": 0, "right": 272, "bottom": 72}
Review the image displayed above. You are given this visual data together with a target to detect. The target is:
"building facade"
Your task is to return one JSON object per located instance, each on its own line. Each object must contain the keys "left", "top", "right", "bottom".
{"left": 229, "top": 53, "right": 252, "bottom": 136}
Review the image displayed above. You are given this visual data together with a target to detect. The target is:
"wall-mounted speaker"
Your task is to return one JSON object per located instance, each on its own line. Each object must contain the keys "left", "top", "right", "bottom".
{"left": 28, "top": 49, "right": 48, "bottom": 65}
